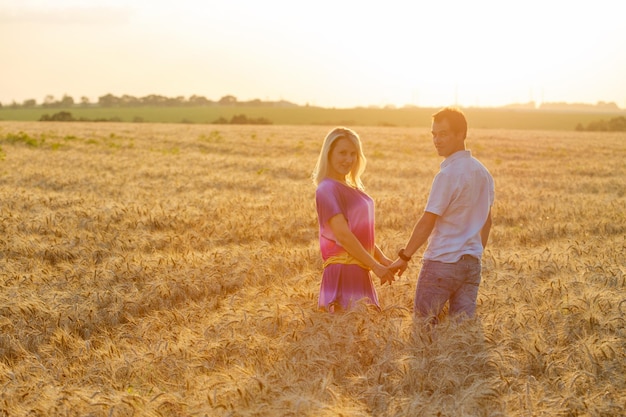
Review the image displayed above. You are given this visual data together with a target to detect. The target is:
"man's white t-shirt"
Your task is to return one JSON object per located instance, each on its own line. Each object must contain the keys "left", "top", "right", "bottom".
{"left": 423, "top": 150, "right": 495, "bottom": 263}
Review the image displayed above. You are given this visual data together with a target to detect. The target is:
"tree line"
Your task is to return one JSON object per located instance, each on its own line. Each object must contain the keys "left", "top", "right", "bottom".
{"left": 0, "top": 94, "right": 299, "bottom": 109}
{"left": 38, "top": 110, "right": 272, "bottom": 125}
{"left": 575, "top": 116, "right": 626, "bottom": 132}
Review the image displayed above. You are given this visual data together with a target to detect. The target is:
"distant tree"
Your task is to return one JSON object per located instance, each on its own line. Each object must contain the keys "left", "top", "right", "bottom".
{"left": 273, "top": 100, "right": 298, "bottom": 108}
{"left": 40, "top": 111, "right": 75, "bottom": 121}
{"left": 212, "top": 116, "right": 229, "bottom": 124}
{"left": 218, "top": 95, "right": 237, "bottom": 105}
{"left": 252, "top": 116, "right": 272, "bottom": 125}
{"left": 120, "top": 95, "right": 140, "bottom": 106}
{"left": 587, "top": 120, "right": 608, "bottom": 131}
{"left": 596, "top": 101, "right": 620, "bottom": 110}
{"left": 60, "top": 94, "right": 74, "bottom": 107}
{"left": 230, "top": 114, "right": 248, "bottom": 124}
{"left": 23, "top": 99, "right": 37, "bottom": 108}
{"left": 585, "top": 117, "right": 626, "bottom": 131}
{"left": 141, "top": 94, "right": 168, "bottom": 106}
{"left": 80, "top": 96, "right": 91, "bottom": 107}
{"left": 43, "top": 95, "right": 56, "bottom": 108}
{"left": 98, "top": 94, "right": 120, "bottom": 107}
{"left": 189, "top": 95, "right": 213, "bottom": 106}
{"left": 227, "top": 114, "right": 272, "bottom": 125}
{"left": 608, "top": 116, "right": 626, "bottom": 131}
{"left": 166, "top": 96, "right": 186, "bottom": 106}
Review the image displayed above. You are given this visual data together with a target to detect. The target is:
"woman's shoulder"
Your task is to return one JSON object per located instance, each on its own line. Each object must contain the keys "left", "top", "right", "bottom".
{"left": 316, "top": 179, "right": 349, "bottom": 202}
{"left": 316, "top": 178, "right": 340, "bottom": 192}
{"left": 317, "top": 178, "right": 370, "bottom": 203}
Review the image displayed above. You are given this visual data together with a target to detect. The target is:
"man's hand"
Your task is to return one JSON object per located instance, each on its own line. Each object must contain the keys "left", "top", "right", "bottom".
{"left": 389, "top": 258, "right": 408, "bottom": 277}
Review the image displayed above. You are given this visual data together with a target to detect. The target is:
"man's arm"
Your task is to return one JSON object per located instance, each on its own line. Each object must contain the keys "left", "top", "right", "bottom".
{"left": 481, "top": 209, "right": 492, "bottom": 249}
{"left": 390, "top": 211, "right": 438, "bottom": 276}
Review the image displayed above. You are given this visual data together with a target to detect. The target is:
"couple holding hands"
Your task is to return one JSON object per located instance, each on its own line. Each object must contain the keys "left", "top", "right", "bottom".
{"left": 313, "top": 107, "right": 494, "bottom": 322}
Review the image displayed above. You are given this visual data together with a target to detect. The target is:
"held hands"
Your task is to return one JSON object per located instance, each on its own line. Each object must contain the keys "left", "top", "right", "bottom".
{"left": 389, "top": 258, "right": 408, "bottom": 277}
{"left": 372, "top": 263, "right": 396, "bottom": 286}
{"left": 390, "top": 248, "right": 411, "bottom": 277}
{"left": 376, "top": 253, "right": 396, "bottom": 285}
{"left": 372, "top": 249, "right": 411, "bottom": 285}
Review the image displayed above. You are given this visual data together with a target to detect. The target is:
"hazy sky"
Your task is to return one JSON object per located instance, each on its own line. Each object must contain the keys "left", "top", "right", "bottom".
{"left": 1, "top": 0, "right": 625, "bottom": 108}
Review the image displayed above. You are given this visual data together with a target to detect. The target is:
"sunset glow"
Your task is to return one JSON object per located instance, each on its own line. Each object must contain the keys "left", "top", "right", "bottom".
{"left": 1, "top": 0, "right": 625, "bottom": 108}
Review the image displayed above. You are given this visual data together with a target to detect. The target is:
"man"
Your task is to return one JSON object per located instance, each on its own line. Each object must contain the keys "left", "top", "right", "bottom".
{"left": 391, "top": 107, "right": 494, "bottom": 322}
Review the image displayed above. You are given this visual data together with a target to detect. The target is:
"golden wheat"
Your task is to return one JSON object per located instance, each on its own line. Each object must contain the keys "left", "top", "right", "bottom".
{"left": 0, "top": 121, "right": 624, "bottom": 416}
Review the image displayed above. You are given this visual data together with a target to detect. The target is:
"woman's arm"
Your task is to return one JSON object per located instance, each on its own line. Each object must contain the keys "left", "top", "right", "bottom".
{"left": 374, "top": 245, "right": 392, "bottom": 266}
{"left": 328, "top": 213, "right": 394, "bottom": 283}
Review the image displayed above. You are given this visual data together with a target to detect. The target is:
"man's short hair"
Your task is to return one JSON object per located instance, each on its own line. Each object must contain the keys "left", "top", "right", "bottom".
{"left": 432, "top": 107, "right": 467, "bottom": 139}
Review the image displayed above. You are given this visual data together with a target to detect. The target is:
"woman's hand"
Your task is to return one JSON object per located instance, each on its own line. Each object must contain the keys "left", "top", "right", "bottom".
{"left": 375, "top": 246, "right": 393, "bottom": 267}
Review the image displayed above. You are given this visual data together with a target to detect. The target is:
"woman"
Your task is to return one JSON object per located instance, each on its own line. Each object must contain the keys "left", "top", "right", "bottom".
{"left": 312, "top": 127, "right": 394, "bottom": 312}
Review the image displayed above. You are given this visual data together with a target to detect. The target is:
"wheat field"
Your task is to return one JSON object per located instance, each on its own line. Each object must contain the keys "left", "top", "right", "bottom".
{"left": 0, "top": 121, "right": 624, "bottom": 416}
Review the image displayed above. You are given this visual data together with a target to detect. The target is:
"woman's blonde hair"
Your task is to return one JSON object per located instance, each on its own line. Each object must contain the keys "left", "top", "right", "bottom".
{"left": 312, "top": 127, "right": 367, "bottom": 190}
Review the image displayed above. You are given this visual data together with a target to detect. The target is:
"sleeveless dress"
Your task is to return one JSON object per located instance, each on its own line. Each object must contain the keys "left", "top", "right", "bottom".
{"left": 315, "top": 178, "right": 380, "bottom": 311}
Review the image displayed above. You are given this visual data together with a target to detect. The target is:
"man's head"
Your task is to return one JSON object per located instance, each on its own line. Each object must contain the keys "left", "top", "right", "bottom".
{"left": 432, "top": 107, "right": 467, "bottom": 139}
{"left": 431, "top": 107, "right": 467, "bottom": 158}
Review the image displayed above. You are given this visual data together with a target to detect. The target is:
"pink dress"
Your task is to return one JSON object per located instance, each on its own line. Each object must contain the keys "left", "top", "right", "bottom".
{"left": 315, "top": 178, "right": 380, "bottom": 311}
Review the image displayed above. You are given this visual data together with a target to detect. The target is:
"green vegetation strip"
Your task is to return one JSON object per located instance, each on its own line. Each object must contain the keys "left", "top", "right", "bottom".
{"left": 1, "top": 106, "right": 626, "bottom": 130}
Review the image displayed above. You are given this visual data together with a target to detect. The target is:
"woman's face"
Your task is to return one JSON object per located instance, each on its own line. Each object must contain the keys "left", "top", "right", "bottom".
{"left": 327, "top": 137, "right": 357, "bottom": 181}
